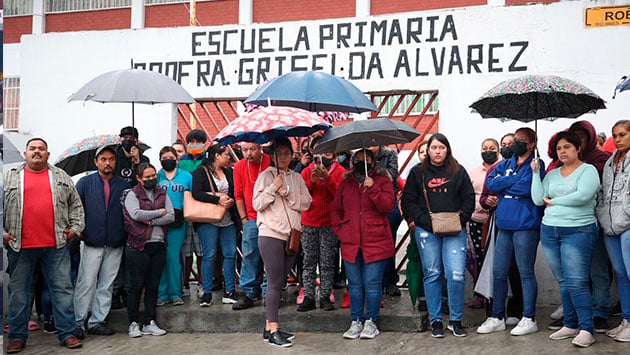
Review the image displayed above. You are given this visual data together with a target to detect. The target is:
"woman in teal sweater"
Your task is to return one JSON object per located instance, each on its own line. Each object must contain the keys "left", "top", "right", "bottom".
{"left": 531, "top": 131, "right": 600, "bottom": 348}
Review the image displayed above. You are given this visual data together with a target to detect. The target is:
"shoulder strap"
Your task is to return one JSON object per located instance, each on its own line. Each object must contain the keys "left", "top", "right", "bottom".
{"left": 421, "top": 174, "right": 432, "bottom": 214}
{"left": 202, "top": 165, "right": 217, "bottom": 193}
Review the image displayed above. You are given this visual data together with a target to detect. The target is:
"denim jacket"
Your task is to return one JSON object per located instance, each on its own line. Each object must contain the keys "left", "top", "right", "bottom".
{"left": 3, "top": 163, "right": 85, "bottom": 252}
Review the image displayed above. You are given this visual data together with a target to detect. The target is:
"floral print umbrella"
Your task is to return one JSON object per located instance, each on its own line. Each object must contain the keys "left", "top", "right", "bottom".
{"left": 470, "top": 75, "right": 606, "bottom": 123}
{"left": 55, "top": 134, "right": 150, "bottom": 176}
{"left": 214, "top": 106, "right": 332, "bottom": 145}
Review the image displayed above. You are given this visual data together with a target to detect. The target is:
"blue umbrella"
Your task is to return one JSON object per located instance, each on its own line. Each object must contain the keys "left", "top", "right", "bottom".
{"left": 244, "top": 71, "right": 377, "bottom": 113}
{"left": 613, "top": 75, "right": 630, "bottom": 99}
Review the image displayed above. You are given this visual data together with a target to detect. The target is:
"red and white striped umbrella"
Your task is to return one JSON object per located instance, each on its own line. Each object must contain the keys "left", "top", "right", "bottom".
{"left": 215, "top": 106, "right": 331, "bottom": 145}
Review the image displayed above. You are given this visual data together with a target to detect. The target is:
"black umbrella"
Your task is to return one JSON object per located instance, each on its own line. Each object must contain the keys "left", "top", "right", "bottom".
{"left": 312, "top": 118, "right": 419, "bottom": 175}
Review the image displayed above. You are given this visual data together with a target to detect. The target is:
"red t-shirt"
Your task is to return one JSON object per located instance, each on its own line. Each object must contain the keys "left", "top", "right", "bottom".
{"left": 233, "top": 154, "right": 270, "bottom": 220}
{"left": 21, "top": 168, "right": 56, "bottom": 249}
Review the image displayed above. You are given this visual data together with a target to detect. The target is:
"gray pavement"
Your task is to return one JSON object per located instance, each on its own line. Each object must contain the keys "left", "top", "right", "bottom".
{"left": 9, "top": 304, "right": 628, "bottom": 354}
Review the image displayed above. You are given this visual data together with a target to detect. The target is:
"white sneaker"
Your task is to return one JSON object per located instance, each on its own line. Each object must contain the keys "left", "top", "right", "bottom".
{"left": 510, "top": 317, "right": 537, "bottom": 336}
{"left": 477, "top": 317, "right": 506, "bottom": 334}
{"left": 615, "top": 325, "right": 630, "bottom": 342}
{"left": 607, "top": 319, "right": 630, "bottom": 338}
{"left": 550, "top": 305, "right": 563, "bottom": 320}
{"left": 128, "top": 321, "right": 142, "bottom": 338}
{"left": 141, "top": 320, "right": 167, "bottom": 336}
{"left": 360, "top": 319, "right": 380, "bottom": 339}
{"left": 343, "top": 321, "right": 364, "bottom": 339}
{"left": 505, "top": 317, "right": 520, "bottom": 326}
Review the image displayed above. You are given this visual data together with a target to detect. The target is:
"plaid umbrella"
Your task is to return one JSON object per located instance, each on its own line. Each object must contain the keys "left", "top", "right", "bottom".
{"left": 470, "top": 75, "right": 606, "bottom": 124}
{"left": 55, "top": 134, "right": 150, "bottom": 176}
{"left": 214, "top": 106, "right": 331, "bottom": 145}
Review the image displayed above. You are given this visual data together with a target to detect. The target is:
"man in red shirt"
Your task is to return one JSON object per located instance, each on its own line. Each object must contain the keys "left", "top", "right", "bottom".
{"left": 3, "top": 138, "right": 85, "bottom": 354}
{"left": 232, "top": 142, "right": 270, "bottom": 310}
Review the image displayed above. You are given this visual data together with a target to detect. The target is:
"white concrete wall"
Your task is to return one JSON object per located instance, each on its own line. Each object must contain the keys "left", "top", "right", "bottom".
{"left": 11, "top": 0, "right": 630, "bottom": 304}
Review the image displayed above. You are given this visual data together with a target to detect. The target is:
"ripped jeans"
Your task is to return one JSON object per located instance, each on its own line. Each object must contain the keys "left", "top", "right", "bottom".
{"left": 415, "top": 227, "right": 466, "bottom": 325}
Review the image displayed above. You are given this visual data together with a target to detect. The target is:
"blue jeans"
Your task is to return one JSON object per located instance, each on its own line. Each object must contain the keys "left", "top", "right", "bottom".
{"left": 605, "top": 229, "right": 630, "bottom": 322}
{"left": 415, "top": 227, "right": 466, "bottom": 324}
{"left": 197, "top": 223, "right": 237, "bottom": 294}
{"left": 590, "top": 229, "right": 610, "bottom": 319}
{"left": 541, "top": 223, "right": 597, "bottom": 333}
{"left": 344, "top": 250, "right": 387, "bottom": 322}
{"left": 238, "top": 220, "right": 263, "bottom": 298}
{"left": 492, "top": 228, "right": 539, "bottom": 319}
{"left": 7, "top": 245, "right": 76, "bottom": 343}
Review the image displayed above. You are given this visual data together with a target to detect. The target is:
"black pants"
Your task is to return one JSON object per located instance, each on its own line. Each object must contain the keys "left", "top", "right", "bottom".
{"left": 126, "top": 243, "right": 166, "bottom": 325}
{"left": 383, "top": 203, "right": 402, "bottom": 287}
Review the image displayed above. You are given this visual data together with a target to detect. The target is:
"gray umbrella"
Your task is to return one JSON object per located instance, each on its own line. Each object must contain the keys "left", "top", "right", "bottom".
{"left": 1, "top": 133, "right": 24, "bottom": 164}
{"left": 68, "top": 68, "right": 195, "bottom": 127}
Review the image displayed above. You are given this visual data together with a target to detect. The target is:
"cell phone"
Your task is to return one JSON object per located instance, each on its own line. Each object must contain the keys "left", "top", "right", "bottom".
{"left": 313, "top": 155, "right": 322, "bottom": 165}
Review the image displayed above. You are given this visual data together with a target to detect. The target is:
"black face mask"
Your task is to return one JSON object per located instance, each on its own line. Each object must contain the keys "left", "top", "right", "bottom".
{"left": 161, "top": 159, "right": 177, "bottom": 172}
{"left": 481, "top": 151, "right": 499, "bottom": 165}
{"left": 353, "top": 161, "right": 372, "bottom": 175}
{"left": 511, "top": 141, "right": 529, "bottom": 157}
{"left": 121, "top": 139, "right": 135, "bottom": 153}
{"left": 500, "top": 146, "right": 514, "bottom": 159}
{"left": 321, "top": 156, "right": 333, "bottom": 168}
{"left": 143, "top": 178, "right": 157, "bottom": 190}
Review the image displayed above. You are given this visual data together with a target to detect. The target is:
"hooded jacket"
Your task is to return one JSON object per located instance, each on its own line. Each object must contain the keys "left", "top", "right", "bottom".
{"left": 596, "top": 152, "right": 630, "bottom": 236}
{"left": 568, "top": 121, "right": 611, "bottom": 180}
{"left": 486, "top": 154, "right": 545, "bottom": 231}
{"left": 401, "top": 162, "right": 475, "bottom": 234}
{"left": 300, "top": 161, "right": 345, "bottom": 227}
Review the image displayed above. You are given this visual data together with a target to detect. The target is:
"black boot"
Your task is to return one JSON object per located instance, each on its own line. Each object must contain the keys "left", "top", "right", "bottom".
{"left": 297, "top": 296, "right": 316, "bottom": 312}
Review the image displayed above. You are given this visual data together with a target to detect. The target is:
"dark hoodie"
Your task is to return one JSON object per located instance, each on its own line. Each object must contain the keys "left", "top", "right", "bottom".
{"left": 401, "top": 163, "right": 475, "bottom": 234}
{"left": 568, "top": 120, "right": 611, "bottom": 180}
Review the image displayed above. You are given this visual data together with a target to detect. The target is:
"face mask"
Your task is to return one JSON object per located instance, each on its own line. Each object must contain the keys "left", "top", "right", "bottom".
{"left": 353, "top": 161, "right": 372, "bottom": 175}
{"left": 143, "top": 178, "right": 157, "bottom": 190}
{"left": 337, "top": 155, "right": 347, "bottom": 164}
{"left": 500, "top": 146, "right": 514, "bottom": 159}
{"left": 481, "top": 151, "right": 498, "bottom": 165}
{"left": 321, "top": 156, "right": 333, "bottom": 168}
{"left": 161, "top": 159, "right": 177, "bottom": 172}
{"left": 187, "top": 143, "right": 205, "bottom": 156}
{"left": 511, "top": 141, "right": 529, "bottom": 157}
{"left": 262, "top": 146, "right": 272, "bottom": 155}
{"left": 121, "top": 139, "right": 135, "bottom": 152}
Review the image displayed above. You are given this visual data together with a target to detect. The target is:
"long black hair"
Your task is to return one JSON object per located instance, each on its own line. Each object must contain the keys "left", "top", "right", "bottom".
{"left": 421, "top": 133, "right": 460, "bottom": 176}
{"left": 203, "top": 144, "right": 227, "bottom": 173}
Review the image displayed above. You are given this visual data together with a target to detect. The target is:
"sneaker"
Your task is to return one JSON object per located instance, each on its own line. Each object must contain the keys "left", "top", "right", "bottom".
{"left": 156, "top": 299, "right": 167, "bottom": 307}
{"left": 341, "top": 291, "right": 350, "bottom": 309}
{"left": 447, "top": 321, "right": 467, "bottom": 337}
{"left": 468, "top": 296, "right": 485, "bottom": 309}
{"left": 550, "top": 305, "right": 563, "bottom": 320}
{"left": 141, "top": 320, "right": 167, "bottom": 336}
{"left": 172, "top": 298, "right": 185, "bottom": 306}
{"left": 477, "top": 317, "right": 505, "bottom": 334}
{"left": 615, "top": 325, "right": 630, "bottom": 342}
{"left": 264, "top": 328, "right": 295, "bottom": 341}
{"left": 232, "top": 295, "right": 255, "bottom": 310}
{"left": 182, "top": 285, "right": 191, "bottom": 297}
{"left": 505, "top": 317, "right": 520, "bottom": 326}
{"left": 222, "top": 291, "right": 238, "bottom": 304}
{"left": 593, "top": 316, "right": 609, "bottom": 333}
{"left": 431, "top": 321, "right": 445, "bottom": 338}
{"left": 128, "top": 322, "right": 142, "bottom": 338}
{"left": 320, "top": 296, "right": 336, "bottom": 311}
{"left": 549, "top": 326, "right": 579, "bottom": 340}
{"left": 360, "top": 319, "right": 380, "bottom": 339}
{"left": 343, "top": 321, "right": 364, "bottom": 339}
{"left": 297, "top": 296, "right": 316, "bottom": 312}
{"left": 296, "top": 287, "right": 305, "bottom": 305}
{"left": 385, "top": 284, "right": 401, "bottom": 297}
{"left": 268, "top": 331, "right": 292, "bottom": 348}
{"left": 510, "top": 317, "right": 537, "bottom": 336}
{"left": 607, "top": 319, "right": 630, "bottom": 338}
{"left": 548, "top": 317, "right": 564, "bottom": 330}
{"left": 43, "top": 321, "right": 57, "bottom": 334}
{"left": 200, "top": 293, "right": 212, "bottom": 307}
{"left": 87, "top": 323, "right": 115, "bottom": 336}
{"left": 572, "top": 330, "right": 595, "bottom": 347}
{"left": 609, "top": 301, "right": 622, "bottom": 316}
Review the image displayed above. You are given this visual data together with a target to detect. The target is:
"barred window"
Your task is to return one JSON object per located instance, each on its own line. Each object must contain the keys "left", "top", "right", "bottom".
{"left": 3, "top": 77, "right": 21, "bottom": 132}
{"left": 4, "top": 0, "right": 34, "bottom": 16}
{"left": 373, "top": 93, "right": 439, "bottom": 117}
{"left": 45, "top": 0, "right": 132, "bottom": 13}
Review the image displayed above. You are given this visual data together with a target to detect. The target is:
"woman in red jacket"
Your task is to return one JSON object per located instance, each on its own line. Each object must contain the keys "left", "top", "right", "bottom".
{"left": 331, "top": 149, "right": 395, "bottom": 340}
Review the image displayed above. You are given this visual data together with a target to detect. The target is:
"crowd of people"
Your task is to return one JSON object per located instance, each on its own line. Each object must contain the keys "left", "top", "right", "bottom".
{"left": 3, "top": 118, "right": 630, "bottom": 352}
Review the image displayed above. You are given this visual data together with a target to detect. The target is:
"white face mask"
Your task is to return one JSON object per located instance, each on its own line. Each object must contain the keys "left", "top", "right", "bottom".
{"left": 188, "top": 143, "right": 205, "bottom": 150}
